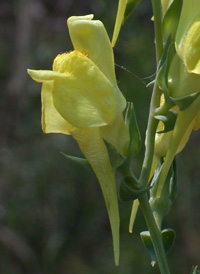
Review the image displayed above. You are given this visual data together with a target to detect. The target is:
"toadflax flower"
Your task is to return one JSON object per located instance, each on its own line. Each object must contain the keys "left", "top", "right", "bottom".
{"left": 154, "top": 0, "right": 200, "bottom": 196}
{"left": 28, "top": 15, "right": 129, "bottom": 265}
{"left": 155, "top": 0, "right": 200, "bottom": 158}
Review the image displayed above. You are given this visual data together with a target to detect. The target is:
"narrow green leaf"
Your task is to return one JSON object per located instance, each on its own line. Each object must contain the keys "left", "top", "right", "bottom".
{"left": 119, "top": 175, "right": 151, "bottom": 202}
{"left": 124, "top": 0, "right": 142, "bottom": 21}
{"left": 140, "top": 228, "right": 176, "bottom": 265}
{"left": 125, "top": 102, "right": 141, "bottom": 155}
{"left": 155, "top": 109, "right": 177, "bottom": 133}
{"left": 170, "top": 90, "right": 200, "bottom": 111}
{"left": 150, "top": 159, "right": 177, "bottom": 223}
{"left": 162, "top": 0, "right": 183, "bottom": 43}
{"left": 140, "top": 231, "right": 157, "bottom": 266}
{"left": 162, "top": 229, "right": 176, "bottom": 255}
{"left": 157, "top": 37, "right": 176, "bottom": 101}
{"left": 60, "top": 152, "right": 92, "bottom": 172}
{"left": 191, "top": 266, "right": 200, "bottom": 274}
{"left": 105, "top": 141, "right": 126, "bottom": 170}
{"left": 158, "top": 35, "right": 172, "bottom": 72}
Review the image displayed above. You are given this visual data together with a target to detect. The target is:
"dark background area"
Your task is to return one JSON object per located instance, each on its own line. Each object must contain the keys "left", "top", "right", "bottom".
{"left": 0, "top": 0, "right": 200, "bottom": 273}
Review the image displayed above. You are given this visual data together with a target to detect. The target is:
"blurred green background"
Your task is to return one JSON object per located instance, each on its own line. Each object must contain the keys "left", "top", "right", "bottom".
{"left": 0, "top": 0, "right": 200, "bottom": 273}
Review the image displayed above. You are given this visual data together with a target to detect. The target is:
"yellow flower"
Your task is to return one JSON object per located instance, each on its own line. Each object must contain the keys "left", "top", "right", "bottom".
{"left": 175, "top": 0, "right": 200, "bottom": 74}
{"left": 28, "top": 14, "right": 130, "bottom": 266}
{"left": 154, "top": 2, "right": 200, "bottom": 196}
{"left": 154, "top": 95, "right": 199, "bottom": 158}
{"left": 155, "top": 0, "right": 200, "bottom": 159}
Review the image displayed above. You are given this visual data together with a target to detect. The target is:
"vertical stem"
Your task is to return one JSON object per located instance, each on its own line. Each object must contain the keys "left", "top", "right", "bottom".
{"left": 151, "top": 0, "right": 163, "bottom": 63}
{"left": 139, "top": 194, "right": 171, "bottom": 274}
{"left": 139, "top": 0, "right": 163, "bottom": 188}
{"left": 139, "top": 83, "right": 161, "bottom": 188}
{"left": 137, "top": 2, "right": 170, "bottom": 273}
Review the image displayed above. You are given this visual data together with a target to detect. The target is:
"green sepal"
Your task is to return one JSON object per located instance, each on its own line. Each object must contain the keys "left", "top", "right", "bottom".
{"left": 149, "top": 159, "right": 177, "bottom": 226}
{"left": 191, "top": 266, "right": 200, "bottom": 274}
{"left": 60, "top": 152, "right": 92, "bottom": 172}
{"left": 162, "top": 229, "right": 176, "bottom": 255}
{"left": 170, "top": 90, "right": 200, "bottom": 111}
{"left": 162, "top": 0, "right": 183, "bottom": 43}
{"left": 125, "top": 102, "right": 141, "bottom": 156}
{"left": 105, "top": 141, "right": 126, "bottom": 170}
{"left": 124, "top": 0, "right": 142, "bottom": 22}
{"left": 119, "top": 175, "right": 151, "bottom": 202}
{"left": 151, "top": 158, "right": 177, "bottom": 203}
{"left": 155, "top": 109, "right": 177, "bottom": 133}
{"left": 157, "top": 35, "right": 172, "bottom": 75}
{"left": 140, "top": 229, "right": 176, "bottom": 266}
{"left": 140, "top": 231, "right": 157, "bottom": 266}
{"left": 157, "top": 37, "right": 176, "bottom": 100}
{"left": 149, "top": 158, "right": 164, "bottom": 198}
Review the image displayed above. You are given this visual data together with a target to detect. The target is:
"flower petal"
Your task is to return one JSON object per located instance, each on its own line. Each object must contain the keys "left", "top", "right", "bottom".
{"left": 71, "top": 127, "right": 120, "bottom": 266}
{"left": 100, "top": 114, "right": 129, "bottom": 157}
{"left": 67, "top": 15, "right": 116, "bottom": 85}
{"left": 41, "top": 82, "right": 72, "bottom": 135}
{"left": 156, "top": 95, "right": 200, "bottom": 197}
{"left": 27, "top": 69, "right": 65, "bottom": 82}
{"left": 182, "top": 20, "right": 200, "bottom": 74}
{"left": 27, "top": 70, "right": 71, "bottom": 135}
{"left": 52, "top": 51, "right": 124, "bottom": 128}
{"left": 168, "top": 53, "right": 200, "bottom": 97}
{"left": 175, "top": 0, "right": 200, "bottom": 73}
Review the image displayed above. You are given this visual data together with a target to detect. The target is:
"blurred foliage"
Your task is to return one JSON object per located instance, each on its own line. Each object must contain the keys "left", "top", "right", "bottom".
{"left": 0, "top": 0, "right": 199, "bottom": 273}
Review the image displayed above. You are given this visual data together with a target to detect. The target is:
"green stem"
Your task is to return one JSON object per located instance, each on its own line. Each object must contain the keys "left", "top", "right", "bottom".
{"left": 139, "top": 194, "right": 170, "bottom": 274}
{"left": 136, "top": 2, "right": 169, "bottom": 273}
{"left": 151, "top": 0, "right": 163, "bottom": 63}
{"left": 127, "top": 1, "right": 168, "bottom": 272}
{"left": 139, "top": 83, "right": 161, "bottom": 188}
{"left": 139, "top": 0, "right": 163, "bottom": 187}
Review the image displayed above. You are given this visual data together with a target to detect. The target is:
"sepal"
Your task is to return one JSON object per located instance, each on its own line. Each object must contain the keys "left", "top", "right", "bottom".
{"left": 60, "top": 152, "right": 92, "bottom": 172}
{"left": 119, "top": 175, "right": 151, "bottom": 202}
{"left": 155, "top": 109, "right": 177, "bottom": 133}
{"left": 162, "top": 0, "right": 183, "bottom": 43}
{"left": 105, "top": 141, "right": 126, "bottom": 170}
{"left": 158, "top": 43, "right": 176, "bottom": 102}
{"left": 149, "top": 159, "right": 177, "bottom": 227}
{"left": 157, "top": 39, "right": 176, "bottom": 101}
{"left": 140, "top": 229, "right": 176, "bottom": 266}
{"left": 125, "top": 102, "right": 141, "bottom": 155}
{"left": 170, "top": 90, "right": 200, "bottom": 111}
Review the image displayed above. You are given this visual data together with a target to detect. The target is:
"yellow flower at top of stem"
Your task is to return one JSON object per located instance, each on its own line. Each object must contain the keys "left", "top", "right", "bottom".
{"left": 28, "top": 14, "right": 130, "bottom": 266}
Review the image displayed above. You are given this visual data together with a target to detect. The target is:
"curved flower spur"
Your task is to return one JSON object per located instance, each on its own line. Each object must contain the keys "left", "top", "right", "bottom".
{"left": 28, "top": 15, "right": 129, "bottom": 265}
